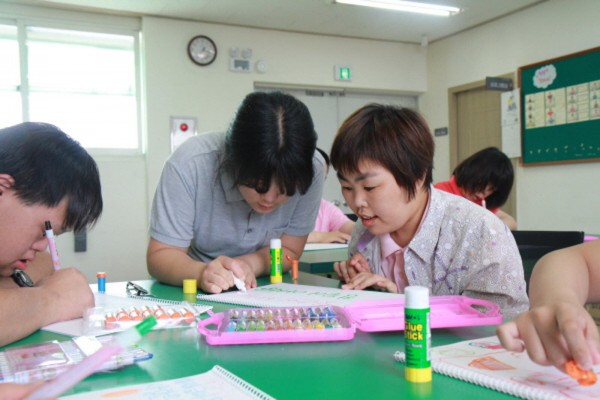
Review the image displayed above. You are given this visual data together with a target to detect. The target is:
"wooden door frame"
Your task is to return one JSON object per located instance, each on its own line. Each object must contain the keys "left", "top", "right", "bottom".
{"left": 448, "top": 73, "right": 515, "bottom": 167}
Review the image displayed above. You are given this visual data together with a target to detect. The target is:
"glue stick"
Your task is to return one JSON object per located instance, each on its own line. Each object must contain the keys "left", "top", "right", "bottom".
{"left": 270, "top": 238, "right": 282, "bottom": 283}
{"left": 404, "top": 286, "right": 431, "bottom": 383}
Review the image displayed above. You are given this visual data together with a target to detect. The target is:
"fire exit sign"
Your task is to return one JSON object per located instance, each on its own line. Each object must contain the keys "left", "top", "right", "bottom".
{"left": 335, "top": 65, "right": 352, "bottom": 81}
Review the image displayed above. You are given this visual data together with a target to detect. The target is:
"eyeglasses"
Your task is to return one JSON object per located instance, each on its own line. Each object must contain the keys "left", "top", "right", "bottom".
{"left": 126, "top": 281, "right": 156, "bottom": 298}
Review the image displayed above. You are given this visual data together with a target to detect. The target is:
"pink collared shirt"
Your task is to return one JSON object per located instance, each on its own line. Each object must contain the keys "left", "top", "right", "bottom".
{"left": 379, "top": 234, "right": 407, "bottom": 292}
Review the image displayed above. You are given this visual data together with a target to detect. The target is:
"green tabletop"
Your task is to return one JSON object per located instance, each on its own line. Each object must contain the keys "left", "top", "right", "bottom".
{"left": 3, "top": 273, "right": 514, "bottom": 399}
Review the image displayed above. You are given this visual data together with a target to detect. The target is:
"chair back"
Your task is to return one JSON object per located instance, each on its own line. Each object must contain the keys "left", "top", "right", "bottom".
{"left": 511, "top": 230, "right": 584, "bottom": 293}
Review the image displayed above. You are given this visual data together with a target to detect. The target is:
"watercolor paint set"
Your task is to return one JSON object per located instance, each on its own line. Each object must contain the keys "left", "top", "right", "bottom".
{"left": 196, "top": 295, "right": 502, "bottom": 345}
{"left": 82, "top": 297, "right": 203, "bottom": 335}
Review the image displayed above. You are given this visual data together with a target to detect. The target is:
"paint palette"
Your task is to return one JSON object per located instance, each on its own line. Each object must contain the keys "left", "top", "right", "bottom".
{"left": 84, "top": 304, "right": 199, "bottom": 334}
{"left": 197, "top": 296, "right": 503, "bottom": 346}
{"left": 197, "top": 306, "right": 355, "bottom": 345}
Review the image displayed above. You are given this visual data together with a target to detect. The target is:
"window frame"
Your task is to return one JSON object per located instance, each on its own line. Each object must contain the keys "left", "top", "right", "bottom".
{"left": 0, "top": 15, "right": 143, "bottom": 156}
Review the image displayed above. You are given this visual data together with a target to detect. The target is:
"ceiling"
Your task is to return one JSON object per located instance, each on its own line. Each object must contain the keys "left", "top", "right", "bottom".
{"left": 4, "top": 0, "right": 546, "bottom": 44}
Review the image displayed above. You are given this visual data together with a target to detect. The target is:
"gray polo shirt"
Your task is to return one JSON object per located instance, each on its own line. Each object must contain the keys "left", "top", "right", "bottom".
{"left": 150, "top": 132, "right": 324, "bottom": 262}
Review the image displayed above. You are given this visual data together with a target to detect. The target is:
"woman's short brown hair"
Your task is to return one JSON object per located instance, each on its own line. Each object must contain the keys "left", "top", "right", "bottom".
{"left": 330, "top": 104, "right": 434, "bottom": 200}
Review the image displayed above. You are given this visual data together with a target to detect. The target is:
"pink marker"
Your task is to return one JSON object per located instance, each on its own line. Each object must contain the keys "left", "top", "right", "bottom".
{"left": 45, "top": 221, "right": 61, "bottom": 270}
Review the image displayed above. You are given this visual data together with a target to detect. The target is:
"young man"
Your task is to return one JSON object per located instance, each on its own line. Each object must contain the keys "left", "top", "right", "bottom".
{"left": 147, "top": 92, "right": 324, "bottom": 294}
{"left": 0, "top": 122, "right": 103, "bottom": 346}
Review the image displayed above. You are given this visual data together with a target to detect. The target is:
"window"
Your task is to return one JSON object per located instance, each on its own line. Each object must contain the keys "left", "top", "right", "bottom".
{"left": 0, "top": 22, "right": 141, "bottom": 151}
{"left": 0, "top": 24, "right": 21, "bottom": 128}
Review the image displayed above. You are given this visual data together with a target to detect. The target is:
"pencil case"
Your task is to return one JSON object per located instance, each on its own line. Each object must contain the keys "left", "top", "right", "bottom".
{"left": 196, "top": 295, "right": 501, "bottom": 345}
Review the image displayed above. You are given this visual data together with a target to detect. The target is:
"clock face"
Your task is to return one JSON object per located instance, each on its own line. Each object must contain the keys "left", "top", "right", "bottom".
{"left": 187, "top": 35, "right": 217, "bottom": 66}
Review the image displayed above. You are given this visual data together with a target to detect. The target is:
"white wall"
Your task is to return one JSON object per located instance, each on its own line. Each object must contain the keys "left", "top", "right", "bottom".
{"left": 422, "top": 0, "right": 600, "bottom": 233}
{"left": 142, "top": 16, "right": 427, "bottom": 203}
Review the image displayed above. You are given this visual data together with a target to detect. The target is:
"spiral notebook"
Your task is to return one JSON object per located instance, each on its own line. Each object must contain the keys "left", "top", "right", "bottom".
{"left": 61, "top": 365, "right": 274, "bottom": 399}
{"left": 197, "top": 283, "right": 402, "bottom": 308}
{"left": 394, "top": 336, "right": 600, "bottom": 399}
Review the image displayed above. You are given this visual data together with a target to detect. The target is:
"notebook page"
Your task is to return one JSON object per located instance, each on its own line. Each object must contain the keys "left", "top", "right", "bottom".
{"left": 197, "top": 282, "right": 402, "bottom": 307}
{"left": 61, "top": 365, "right": 274, "bottom": 400}
{"left": 397, "top": 336, "right": 600, "bottom": 400}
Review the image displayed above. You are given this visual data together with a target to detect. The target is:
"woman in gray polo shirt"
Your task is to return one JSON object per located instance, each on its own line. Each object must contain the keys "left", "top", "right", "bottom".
{"left": 147, "top": 92, "right": 324, "bottom": 294}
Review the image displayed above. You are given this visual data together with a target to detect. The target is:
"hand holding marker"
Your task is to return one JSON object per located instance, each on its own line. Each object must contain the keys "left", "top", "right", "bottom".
{"left": 231, "top": 271, "right": 246, "bottom": 292}
{"left": 26, "top": 316, "right": 157, "bottom": 400}
{"left": 44, "top": 221, "right": 61, "bottom": 270}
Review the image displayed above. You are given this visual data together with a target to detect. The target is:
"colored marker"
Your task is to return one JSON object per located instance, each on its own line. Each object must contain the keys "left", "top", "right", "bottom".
{"left": 26, "top": 316, "right": 157, "bottom": 400}
{"left": 97, "top": 272, "right": 106, "bottom": 293}
{"left": 286, "top": 255, "right": 299, "bottom": 281}
{"left": 45, "top": 221, "right": 61, "bottom": 270}
{"left": 231, "top": 271, "right": 247, "bottom": 292}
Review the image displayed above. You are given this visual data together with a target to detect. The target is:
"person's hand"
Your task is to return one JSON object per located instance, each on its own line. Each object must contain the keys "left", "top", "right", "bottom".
{"left": 341, "top": 271, "right": 398, "bottom": 293}
{"left": 37, "top": 268, "right": 94, "bottom": 324}
{"left": 497, "top": 301, "right": 600, "bottom": 373}
{"left": 334, "top": 252, "right": 370, "bottom": 283}
{"left": 200, "top": 256, "right": 257, "bottom": 294}
{"left": 0, "top": 381, "right": 47, "bottom": 400}
{"left": 309, "top": 231, "right": 351, "bottom": 244}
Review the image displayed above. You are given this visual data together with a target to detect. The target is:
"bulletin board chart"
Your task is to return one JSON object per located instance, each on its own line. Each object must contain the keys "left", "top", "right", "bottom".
{"left": 519, "top": 47, "right": 600, "bottom": 165}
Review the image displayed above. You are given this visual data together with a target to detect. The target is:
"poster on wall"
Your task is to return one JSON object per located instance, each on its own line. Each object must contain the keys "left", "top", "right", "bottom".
{"left": 518, "top": 47, "right": 600, "bottom": 165}
{"left": 501, "top": 89, "right": 521, "bottom": 158}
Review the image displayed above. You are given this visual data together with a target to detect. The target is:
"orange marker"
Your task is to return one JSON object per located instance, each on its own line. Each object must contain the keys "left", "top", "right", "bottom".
{"left": 286, "top": 255, "right": 299, "bottom": 281}
{"left": 180, "top": 307, "right": 195, "bottom": 324}
{"left": 140, "top": 306, "right": 152, "bottom": 318}
{"left": 152, "top": 305, "right": 169, "bottom": 320}
{"left": 104, "top": 313, "right": 117, "bottom": 329}
{"left": 565, "top": 360, "right": 598, "bottom": 386}
{"left": 128, "top": 307, "right": 143, "bottom": 321}
{"left": 115, "top": 308, "right": 131, "bottom": 321}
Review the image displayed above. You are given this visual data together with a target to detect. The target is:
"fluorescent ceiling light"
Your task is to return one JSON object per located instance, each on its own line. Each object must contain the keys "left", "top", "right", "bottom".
{"left": 334, "top": 0, "right": 460, "bottom": 17}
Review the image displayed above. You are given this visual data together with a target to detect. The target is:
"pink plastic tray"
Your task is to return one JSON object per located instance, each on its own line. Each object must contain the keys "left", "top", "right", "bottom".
{"left": 196, "top": 296, "right": 501, "bottom": 346}
{"left": 346, "top": 296, "right": 501, "bottom": 332}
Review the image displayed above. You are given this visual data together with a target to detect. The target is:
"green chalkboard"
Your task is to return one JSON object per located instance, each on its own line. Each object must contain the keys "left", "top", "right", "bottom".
{"left": 519, "top": 47, "right": 600, "bottom": 165}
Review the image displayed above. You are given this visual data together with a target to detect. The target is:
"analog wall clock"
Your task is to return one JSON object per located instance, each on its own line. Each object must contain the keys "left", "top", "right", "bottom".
{"left": 187, "top": 35, "right": 217, "bottom": 66}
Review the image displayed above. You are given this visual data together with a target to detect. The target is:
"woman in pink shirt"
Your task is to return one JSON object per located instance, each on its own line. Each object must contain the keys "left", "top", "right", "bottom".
{"left": 307, "top": 149, "right": 355, "bottom": 243}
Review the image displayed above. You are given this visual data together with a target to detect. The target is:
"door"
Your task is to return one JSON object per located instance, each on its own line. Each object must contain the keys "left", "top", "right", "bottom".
{"left": 449, "top": 79, "right": 517, "bottom": 221}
